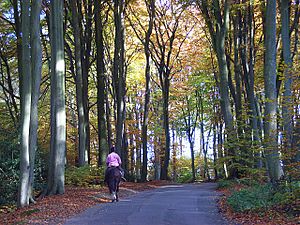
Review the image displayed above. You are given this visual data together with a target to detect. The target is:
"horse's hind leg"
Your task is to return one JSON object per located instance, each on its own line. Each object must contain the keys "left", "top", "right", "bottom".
{"left": 116, "top": 192, "right": 119, "bottom": 202}
{"left": 111, "top": 191, "right": 117, "bottom": 202}
{"left": 116, "top": 181, "right": 120, "bottom": 201}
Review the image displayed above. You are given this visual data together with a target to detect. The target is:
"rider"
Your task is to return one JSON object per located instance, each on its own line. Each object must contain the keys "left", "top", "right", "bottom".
{"left": 104, "top": 146, "right": 126, "bottom": 183}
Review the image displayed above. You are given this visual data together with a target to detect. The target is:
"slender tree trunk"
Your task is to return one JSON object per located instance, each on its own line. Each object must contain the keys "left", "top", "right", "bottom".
{"left": 95, "top": 0, "right": 109, "bottom": 166}
{"left": 216, "top": 44, "right": 237, "bottom": 178}
{"left": 18, "top": 0, "right": 31, "bottom": 208}
{"left": 293, "top": 115, "right": 300, "bottom": 162}
{"left": 183, "top": 95, "right": 197, "bottom": 182}
{"left": 281, "top": 0, "right": 293, "bottom": 169}
{"left": 70, "top": 0, "right": 88, "bottom": 166}
{"left": 154, "top": 137, "right": 161, "bottom": 180}
{"left": 172, "top": 128, "right": 177, "bottom": 181}
{"left": 218, "top": 118, "right": 228, "bottom": 178}
{"left": 263, "top": 0, "right": 282, "bottom": 184}
{"left": 212, "top": 122, "right": 218, "bottom": 179}
{"left": 13, "top": 0, "right": 22, "bottom": 121}
{"left": 106, "top": 86, "right": 113, "bottom": 149}
{"left": 242, "top": 0, "right": 263, "bottom": 168}
{"left": 188, "top": 134, "right": 195, "bottom": 181}
{"left": 28, "top": 0, "right": 42, "bottom": 203}
{"left": 141, "top": 0, "right": 155, "bottom": 182}
{"left": 233, "top": 16, "right": 242, "bottom": 133}
{"left": 160, "top": 75, "right": 171, "bottom": 180}
{"left": 47, "top": 0, "right": 66, "bottom": 195}
{"left": 129, "top": 130, "right": 134, "bottom": 179}
{"left": 77, "top": 0, "right": 91, "bottom": 164}
{"left": 113, "top": 0, "right": 126, "bottom": 156}
{"left": 135, "top": 108, "right": 141, "bottom": 181}
{"left": 198, "top": 0, "right": 237, "bottom": 178}
{"left": 205, "top": 127, "right": 212, "bottom": 180}
{"left": 83, "top": 1, "right": 92, "bottom": 164}
{"left": 122, "top": 123, "right": 129, "bottom": 177}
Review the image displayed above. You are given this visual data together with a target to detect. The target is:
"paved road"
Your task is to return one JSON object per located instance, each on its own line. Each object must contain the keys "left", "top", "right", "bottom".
{"left": 64, "top": 183, "right": 229, "bottom": 225}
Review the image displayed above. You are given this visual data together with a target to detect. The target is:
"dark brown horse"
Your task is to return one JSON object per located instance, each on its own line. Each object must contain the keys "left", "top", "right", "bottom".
{"left": 106, "top": 167, "right": 121, "bottom": 202}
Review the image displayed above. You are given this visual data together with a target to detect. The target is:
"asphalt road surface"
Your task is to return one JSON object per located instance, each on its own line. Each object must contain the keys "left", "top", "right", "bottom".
{"left": 64, "top": 183, "right": 229, "bottom": 225}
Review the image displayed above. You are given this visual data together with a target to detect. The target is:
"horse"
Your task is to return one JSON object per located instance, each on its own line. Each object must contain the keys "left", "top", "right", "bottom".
{"left": 106, "top": 166, "right": 121, "bottom": 202}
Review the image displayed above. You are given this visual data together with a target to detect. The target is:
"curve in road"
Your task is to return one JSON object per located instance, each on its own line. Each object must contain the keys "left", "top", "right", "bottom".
{"left": 64, "top": 182, "right": 230, "bottom": 225}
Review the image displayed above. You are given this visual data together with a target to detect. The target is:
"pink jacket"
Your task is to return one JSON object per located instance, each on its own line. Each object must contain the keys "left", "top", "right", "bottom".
{"left": 106, "top": 152, "right": 122, "bottom": 167}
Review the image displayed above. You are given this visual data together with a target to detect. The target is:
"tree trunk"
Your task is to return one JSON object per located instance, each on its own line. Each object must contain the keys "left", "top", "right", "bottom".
{"left": 242, "top": 0, "right": 263, "bottom": 168}
{"left": 47, "top": 0, "right": 66, "bottom": 195}
{"left": 188, "top": 135, "right": 196, "bottom": 181}
{"left": 113, "top": 0, "right": 126, "bottom": 155}
{"left": 160, "top": 75, "right": 171, "bottom": 180}
{"left": 28, "top": 0, "right": 42, "bottom": 203}
{"left": 18, "top": 0, "right": 31, "bottom": 208}
{"left": 77, "top": 0, "right": 91, "bottom": 164}
{"left": 83, "top": 1, "right": 92, "bottom": 164}
{"left": 232, "top": 13, "right": 243, "bottom": 141}
{"left": 106, "top": 86, "right": 113, "bottom": 149}
{"left": 172, "top": 128, "right": 177, "bottom": 181}
{"left": 281, "top": 0, "right": 294, "bottom": 168}
{"left": 70, "top": 0, "right": 88, "bottom": 166}
{"left": 135, "top": 108, "right": 141, "bottom": 181}
{"left": 212, "top": 122, "right": 218, "bottom": 179}
{"left": 95, "top": 0, "right": 109, "bottom": 166}
{"left": 141, "top": 0, "right": 155, "bottom": 182}
{"left": 183, "top": 95, "right": 197, "bottom": 182}
{"left": 13, "top": 0, "right": 22, "bottom": 121}
{"left": 263, "top": 0, "right": 282, "bottom": 184}
{"left": 198, "top": 0, "right": 237, "bottom": 178}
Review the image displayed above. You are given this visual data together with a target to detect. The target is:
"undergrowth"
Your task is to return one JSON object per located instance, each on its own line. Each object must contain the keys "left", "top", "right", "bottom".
{"left": 65, "top": 165, "right": 105, "bottom": 186}
{"left": 218, "top": 178, "right": 300, "bottom": 215}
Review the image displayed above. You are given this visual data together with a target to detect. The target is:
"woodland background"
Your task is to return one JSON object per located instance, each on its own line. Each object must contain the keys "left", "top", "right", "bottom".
{"left": 0, "top": 0, "right": 299, "bottom": 219}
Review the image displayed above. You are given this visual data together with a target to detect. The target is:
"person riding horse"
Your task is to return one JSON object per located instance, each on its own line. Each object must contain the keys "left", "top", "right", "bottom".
{"left": 104, "top": 147, "right": 125, "bottom": 202}
{"left": 104, "top": 146, "right": 125, "bottom": 183}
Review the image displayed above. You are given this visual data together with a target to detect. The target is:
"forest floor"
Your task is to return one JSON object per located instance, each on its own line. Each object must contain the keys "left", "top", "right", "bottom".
{"left": 0, "top": 181, "right": 298, "bottom": 225}
{"left": 218, "top": 184, "right": 299, "bottom": 225}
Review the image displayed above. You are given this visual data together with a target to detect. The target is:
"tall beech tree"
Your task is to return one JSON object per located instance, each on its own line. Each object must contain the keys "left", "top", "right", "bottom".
{"left": 95, "top": 0, "right": 109, "bottom": 166}
{"left": 182, "top": 94, "right": 199, "bottom": 182}
{"left": 18, "top": 0, "right": 42, "bottom": 207}
{"left": 18, "top": 0, "right": 32, "bottom": 208}
{"left": 280, "top": 0, "right": 293, "bottom": 170}
{"left": 28, "top": 0, "right": 42, "bottom": 204}
{"left": 196, "top": 0, "right": 238, "bottom": 178}
{"left": 46, "top": 0, "right": 66, "bottom": 195}
{"left": 13, "top": 0, "right": 22, "bottom": 120}
{"left": 240, "top": 0, "right": 263, "bottom": 168}
{"left": 79, "top": 0, "right": 93, "bottom": 164}
{"left": 69, "top": 0, "right": 88, "bottom": 166}
{"left": 128, "top": 0, "right": 155, "bottom": 181}
{"left": 263, "top": 0, "right": 282, "bottom": 184}
{"left": 141, "top": 0, "right": 155, "bottom": 182}
{"left": 112, "top": 0, "right": 126, "bottom": 158}
{"left": 149, "top": 1, "right": 190, "bottom": 180}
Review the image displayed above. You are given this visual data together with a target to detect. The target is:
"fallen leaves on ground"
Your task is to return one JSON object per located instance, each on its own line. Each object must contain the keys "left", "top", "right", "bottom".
{"left": 2, "top": 181, "right": 297, "bottom": 225}
{"left": 0, "top": 181, "right": 171, "bottom": 225}
{"left": 218, "top": 187, "right": 299, "bottom": 225}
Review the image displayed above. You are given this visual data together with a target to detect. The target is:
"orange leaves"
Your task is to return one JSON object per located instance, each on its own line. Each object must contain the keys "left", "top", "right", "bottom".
{"left": 0, "top": 181, "right": 171, "bottom": 224}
